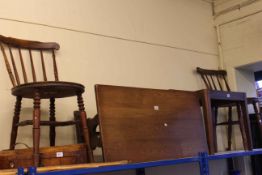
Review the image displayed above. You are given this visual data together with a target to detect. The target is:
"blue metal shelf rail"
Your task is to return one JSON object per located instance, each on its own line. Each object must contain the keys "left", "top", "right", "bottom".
{"left": 18, "top": 149, "right": 262, "bottom": 175}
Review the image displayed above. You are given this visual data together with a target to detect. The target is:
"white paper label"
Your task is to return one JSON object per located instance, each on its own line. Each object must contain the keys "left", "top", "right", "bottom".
{"left": 56, "top": 152, "right": 64, "bottom": 158}
{"left": 226, "top": 94, "right": 231, "bottom": 98}
{"left": 154, "top": 106, "right": 159, "bottom": 111}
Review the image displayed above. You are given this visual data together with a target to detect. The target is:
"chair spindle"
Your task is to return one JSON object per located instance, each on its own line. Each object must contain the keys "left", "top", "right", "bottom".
{"left": 18, "top": 48, "right": 28, "bottom": 83}
{"left": 40, "top": 50, "right": 47, "bottom": 81}
{"left": 8, "top": 46, "right": 20, "bottom": 85}
{"left": 205, "top": 75, "right": 213, "bottom": 90}
{"left": 216, "top": 76, "right": 223, "bottom": 90}
{"left": 52, "top": 50, "right": 59, "bottom": 81}
{"left": 0, "top": 43, "right": 16, "bottom": 87}
{"left": 200, "top": 75, "right": 210, "bottom": 90}
{"left": 223, "top": 75, "right": 231, "bottom": 91}
{"left": 29, "top": 49, "right": 37, "bottom": 82}
{"left": 210, "top": 76, "right": 217, "bottom": 90}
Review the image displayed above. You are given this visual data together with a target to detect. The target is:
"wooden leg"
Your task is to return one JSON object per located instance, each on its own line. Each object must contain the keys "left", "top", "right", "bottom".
{"left": 214, "top": 106, "right": 218, "bottom": 125}
{"left": 9, "top": 96, "right": 22, "bottom": 150}
{"left": 237, "top": 102, "right": 249, "bottom": 150}
{"left": 240, "top": 101, "right": 253, "bottom": 150}
{"left": 74, "top": 111, "right": 84, "bottom": 144}
{"left": 33, "top": 92, "right": 41, "bottom": 166}
{"left": 227, "top": 107, "right": 233, "bottom": 151}
{"left": 77, "top": 93, "right": 94, "bottom": 162}
{"left": 197, "top": 89, "right": 216, "bottom": 154}
{"left": 252, "top": 100, "right": 259, "bottom": 116}
{"left": 227, "top": 158, "right": 234, "bottom": 174}
{"left": 136, "top": 168, "right": 146, "bottom": 175}
{"left": 49, "top": 97, "right": 56, "bottom": 146}
{"left": 252, "top": 100, "right": 262, "bottom": 138}
{"left": 212, "top": 106, "right": 218, "bottom": 152}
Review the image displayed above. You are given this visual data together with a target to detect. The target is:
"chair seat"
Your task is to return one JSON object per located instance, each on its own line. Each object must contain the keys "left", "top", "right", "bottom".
{"left": 208, "top": 90, "right": 246, "bottom": 101}
{"left": 247, "top": 97, "right": 259, "bottom": 104}
{"left": 208, "top": 90, "right": 247, "bottom": 109}
{"left": 11, "top": 81, "right": 85, "bottom": 99}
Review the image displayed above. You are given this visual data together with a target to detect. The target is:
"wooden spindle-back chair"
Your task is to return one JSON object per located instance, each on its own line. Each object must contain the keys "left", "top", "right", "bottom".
{"left": 0, "top": 35, "right": 94, "bottom": 166}
{"left": 196, "top": 67, "right": 230, "bottom": 91}
{"left": 197, "top": 67, "right": 259, "bottom": 151}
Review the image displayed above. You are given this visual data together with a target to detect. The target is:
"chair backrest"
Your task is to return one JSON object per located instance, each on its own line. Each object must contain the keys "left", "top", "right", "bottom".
{"left": 0, "top": 35, "right": 60, "bottom": 87}
{"left": 196, "top": 67, "right": 231, "bottom": 91}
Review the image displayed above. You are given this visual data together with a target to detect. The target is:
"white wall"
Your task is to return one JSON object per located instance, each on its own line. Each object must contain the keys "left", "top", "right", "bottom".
{"left": 0, "top": 0, "right": 218, "bottom": 55}
{"left": 214, "top": 0, "right": 255, "bottom": 15}
{"left": 215, "top": 1, "right": 262, "bottom": 175}
{"left": 217, "top": 8, "right": 262, "bottom": 92}
{"left": 0, "top": 0, "right": 222, "bottom": 174}
{"left": 215, "top": 0, "right": 262, "bottom": 97}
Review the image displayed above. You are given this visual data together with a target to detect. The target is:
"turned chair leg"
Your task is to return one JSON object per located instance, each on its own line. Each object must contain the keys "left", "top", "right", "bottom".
{"left": 227, "top": 107, "right": 233, "bottom": 151}
{"left": 77, "top": 93, "right": 94, "bottom": 162}
{"left": 49, "top": 97, "right": 56, "bottom": 146}
{"left": 33, "top": 92, "right": 41, "bottom": 166}
{"left": 237, "top": 102, "right": 248, "bottom": 150}
{"left": 240, "top": 101, "right": 252, "bottom": 150}
{"left": 74, "top": 111, "right": 84, "bottom": 144}
{"left": 252, "top": 101, "right": 262, "bottom": 137}
{"left": 212, "top": 106, "right": 218, "bottom": 152}
{"left": 9, "top": 96, "right": 22, "bottom": 150}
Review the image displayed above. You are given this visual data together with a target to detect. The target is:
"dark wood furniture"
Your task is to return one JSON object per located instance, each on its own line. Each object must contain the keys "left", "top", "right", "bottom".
{"left": 196, "top": 67, "right": 253, "bottom": 153}
{"left": 95, "top": 84, "right": 208, "bottom": 163}
{"left": 247, "top": 97, "right": 262, "bottom": 137}
{"left": 250, "top": 111, "right": 262, "bottom": 175}
{"left": 198, "top": 89, "right": 252, "bottom": 154}
{"left": 0, "top": 35, "right": 94, "bottom": 166}
{"left": 0, "top": 144, "right": 88, "bottom": 169}
{"left": 74, "top": 111, "right": 101, "bottom": 150}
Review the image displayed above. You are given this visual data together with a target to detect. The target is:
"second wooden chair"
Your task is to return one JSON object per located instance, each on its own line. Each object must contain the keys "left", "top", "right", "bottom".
{"left": 196, "top": 67, "right": 257, "bottom": 151}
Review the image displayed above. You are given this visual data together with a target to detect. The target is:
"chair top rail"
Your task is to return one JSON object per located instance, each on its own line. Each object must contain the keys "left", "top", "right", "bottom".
{"left": 0, "top": 35, "right": 59, "bottom": 50}
{"left": 196, "top": 67, "right": 227, "bottom": 76}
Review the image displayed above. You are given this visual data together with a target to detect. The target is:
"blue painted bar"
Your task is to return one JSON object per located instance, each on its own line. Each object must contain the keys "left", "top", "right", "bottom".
{"left": 17, "top": 167, "right": 24, "bottom": 175}
{"left": 208, "top": 149, "right": 262, "bottom": 160}
{"left": 21, "top": 149, "right": 262, "bottom": 175}
{"left": 28, "top": 166, "right": 37, "bottom": 175}
{"left": 38, "top": 157, "right": 199, "bottom": 175}
{"left": 199, "top": 152, "right": 210, "bottom": 175}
